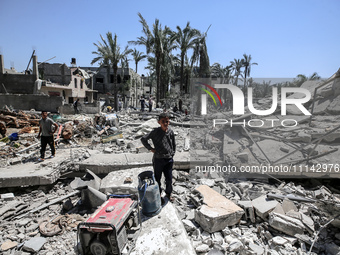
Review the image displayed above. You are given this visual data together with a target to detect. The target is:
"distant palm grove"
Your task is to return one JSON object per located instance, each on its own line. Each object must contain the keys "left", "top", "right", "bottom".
{"left": 91, "top": 13, "right": 321, "bottom": 110}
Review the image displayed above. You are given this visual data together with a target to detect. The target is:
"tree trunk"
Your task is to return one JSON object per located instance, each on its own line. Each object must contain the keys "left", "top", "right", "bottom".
{"left": 113, "top": 67, "right": 118, "bottom": 111}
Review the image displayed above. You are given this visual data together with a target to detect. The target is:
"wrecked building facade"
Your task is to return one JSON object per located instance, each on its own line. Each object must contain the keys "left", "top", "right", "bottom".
{"left": 0, "top": 55, "right": 98, "bottom": 113}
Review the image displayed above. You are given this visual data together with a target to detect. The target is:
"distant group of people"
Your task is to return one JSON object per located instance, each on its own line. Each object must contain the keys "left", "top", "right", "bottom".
{"left": 140, "top": 96, "right": 154, "bottom": 112}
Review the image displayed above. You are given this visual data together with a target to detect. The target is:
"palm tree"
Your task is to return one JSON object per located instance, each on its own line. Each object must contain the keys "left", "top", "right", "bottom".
{"left": 191, "top": 26, "right": 211, "bottom": 79}
{"left": 242, "top": 54, "right": 257, "bottom": 91}
{"left": 92, "top": 32, "right": 132, "bottom": 111}
{"left": 294, "top": 72, "right": 321, "bottom": 87}
{"left": 230, "top": 58, "right": 243, "bottom": 87}
{"left": 130, "top": 13, "right": 173, "bottom": 103}
{"left": 91, "top": 36, "right": 111, "bottom": 93}
{"left": 175, "top": 22, "right": 199, "bottom": 94}
{"left": 211, "top": 63, "right": 232, "bottom": 83}
{"left": 131, "top": 48, "right": 147, "bottom": 74}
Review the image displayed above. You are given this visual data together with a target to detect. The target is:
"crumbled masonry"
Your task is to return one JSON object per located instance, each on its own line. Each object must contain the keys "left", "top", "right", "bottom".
{"left": 1, "top": 73, "right": 340, "bottom": 254}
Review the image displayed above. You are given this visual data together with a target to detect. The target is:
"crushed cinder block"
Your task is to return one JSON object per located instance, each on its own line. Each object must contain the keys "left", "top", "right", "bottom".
{"left": 116, "top": 138, "right": 125, "bottom": 146}
{"left": 252, "top": 195, "right": 278, "bottom": 220}
{"left": 22, "top": 237, "right": 46, "bottom": 253}
{"left": 194, "top": 185, "right": 244, "bottom": 233}
{"left": 1, "top": 193, "right": 15, "bottom": 201}
{"left": 238, "top": 200, "right": 255, "bottom": 223}
{"left": 268, "top": 212, "right": 305, "bottom": 236}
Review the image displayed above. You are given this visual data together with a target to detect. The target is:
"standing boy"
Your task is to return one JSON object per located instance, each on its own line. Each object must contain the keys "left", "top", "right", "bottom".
{"left": 141, "top": 112, "right": 176, "bottom": 203}
{"left": 37, "top": 111, "right": 58, "bottom": 162}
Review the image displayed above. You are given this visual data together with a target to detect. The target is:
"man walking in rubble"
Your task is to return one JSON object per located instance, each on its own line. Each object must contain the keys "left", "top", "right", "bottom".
{"left": 37, "top": 111, "right": 58, "bottom": 162}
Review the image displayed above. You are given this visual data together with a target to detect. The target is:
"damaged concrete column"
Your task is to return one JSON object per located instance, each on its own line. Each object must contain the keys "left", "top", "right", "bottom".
{"left": 33, "top": 55, "right": 38, "bottom": 80}
{"left": 0, "top": 55, "right": 4, "bottom": 74}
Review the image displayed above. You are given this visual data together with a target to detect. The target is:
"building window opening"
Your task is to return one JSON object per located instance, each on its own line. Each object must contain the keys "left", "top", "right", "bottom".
{"left": 74, "top": 78, "right": 77, "bottom": 88}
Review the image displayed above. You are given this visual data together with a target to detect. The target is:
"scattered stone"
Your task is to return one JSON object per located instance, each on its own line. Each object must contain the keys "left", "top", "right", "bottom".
{"left": 228, "top": 238, "right": 243, "bottom": 252}
{"left": 194, "top": 185, "right": 244, "bottom": 233}
{"left": 0, "top": 193, "right": 15, "bottom": 201}
{"left": 269, "top": 212, "right": 305, "bottom": 236}
{"left": 22, "top": 237, "right": 46, "bottom": 253}
{"left": 1, "top": 240, "right": 18, "bottom": 251}
{"left": 252, "top": 196, "right": 278, "bottom": 220}
{"left": 195, "top": 243, "right": 210, "bottom": 253}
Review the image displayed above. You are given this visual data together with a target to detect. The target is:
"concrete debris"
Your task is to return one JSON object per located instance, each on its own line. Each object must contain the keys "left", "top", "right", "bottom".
{"left": 1, "top": 74, "right": 340, "bottom": 254}
{"left": 194, "top": 185, "right": 244, "bottom": 233}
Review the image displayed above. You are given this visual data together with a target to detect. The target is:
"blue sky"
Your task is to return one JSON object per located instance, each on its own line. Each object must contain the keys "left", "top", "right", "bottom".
{"left": 1, "top": 0, "right": 339, "bottom": 79}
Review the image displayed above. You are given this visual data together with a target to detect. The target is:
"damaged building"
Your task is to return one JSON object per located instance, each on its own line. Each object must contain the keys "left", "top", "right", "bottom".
{"left": 0, "top": 54, "right": 98, "bottom": 113}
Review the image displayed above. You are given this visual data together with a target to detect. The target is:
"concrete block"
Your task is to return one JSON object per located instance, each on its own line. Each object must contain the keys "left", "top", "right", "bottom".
{"left": 252, "top": 196, "right": 279, "bottom": 220}
{"left": 22, "top": 237, "right": 46, "bottom": 253}
{"left": 269, "top": 212, "right": 305, "bottom": 236}
{"left": 194, "top": 185, "right": 244, "bottom": 233}
{"left": 238, "top": 200, "right": 255, "bottom": 223}
{"left": 116, "top": 138, "right": 125, "bottom": 146}
{"left": 0, "top": 193, "right": 15, "bottom": 201}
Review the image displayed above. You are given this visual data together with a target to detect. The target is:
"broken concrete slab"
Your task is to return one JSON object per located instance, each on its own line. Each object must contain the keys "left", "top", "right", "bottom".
{"left": 194, "top": 185, "right": 244, "bottom": 233}
{"left": 268, "top": 212, "right": 305, "bottom": 236}
{"left": 100, "top": 166, "right": 152, "bottom": 194}
{"left": 130, "top": 202, "right": 196, "bottom": 255}
{"left": 22, "top": 236, "right": 46, "bottom": 253}
{"left": 78, "top": 152, "right": 191, "bottom": 174}
{"left": 251, "top": 195, "right": 278, "bottom": 220}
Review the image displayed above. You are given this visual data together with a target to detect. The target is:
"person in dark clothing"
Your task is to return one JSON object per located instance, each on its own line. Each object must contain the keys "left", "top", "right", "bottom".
{"left": 73, "top": 99, "right": 80, "bottom": 114}
{"left": 173, "top": 104, "right": 178, "bottom": 112}
{"left": 140, "top": 96, "right": 145, "bottom": 112}
{"left": 179, "top": 99, "right": 183, "bottom": 112}
{"left": 141, "top": 112, "right": 176, "bottom": 203}
{"left": 37, "top": 111, "right": 58, "bottom": 162}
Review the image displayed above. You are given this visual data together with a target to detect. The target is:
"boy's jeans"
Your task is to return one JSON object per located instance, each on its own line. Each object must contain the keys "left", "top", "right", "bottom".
{"left": 153, "top": 157, "right": 173, "bottom": 196}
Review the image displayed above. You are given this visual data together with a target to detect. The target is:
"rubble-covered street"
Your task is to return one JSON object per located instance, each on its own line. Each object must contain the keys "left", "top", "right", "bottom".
{"left": 1, "top": 71, "right": 340, "bottom": 255}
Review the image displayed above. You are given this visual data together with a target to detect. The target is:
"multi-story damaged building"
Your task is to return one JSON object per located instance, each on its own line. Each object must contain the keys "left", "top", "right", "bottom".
{"left": 38, "top": 58, "right": 96, "bottom": 104}
{"left": 0, "top": 55, "right": 98, "bottom": 113}
{"left": 80, "top": 65, "right": 150, "bottom": 108}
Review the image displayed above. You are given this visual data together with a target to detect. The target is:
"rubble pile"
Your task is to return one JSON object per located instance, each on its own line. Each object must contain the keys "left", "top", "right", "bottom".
{"left": 169, "top": 169, "right": 340, "bottom": 254}
{"left": 1, "top": 73, "right": 340, "bottom": 254}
